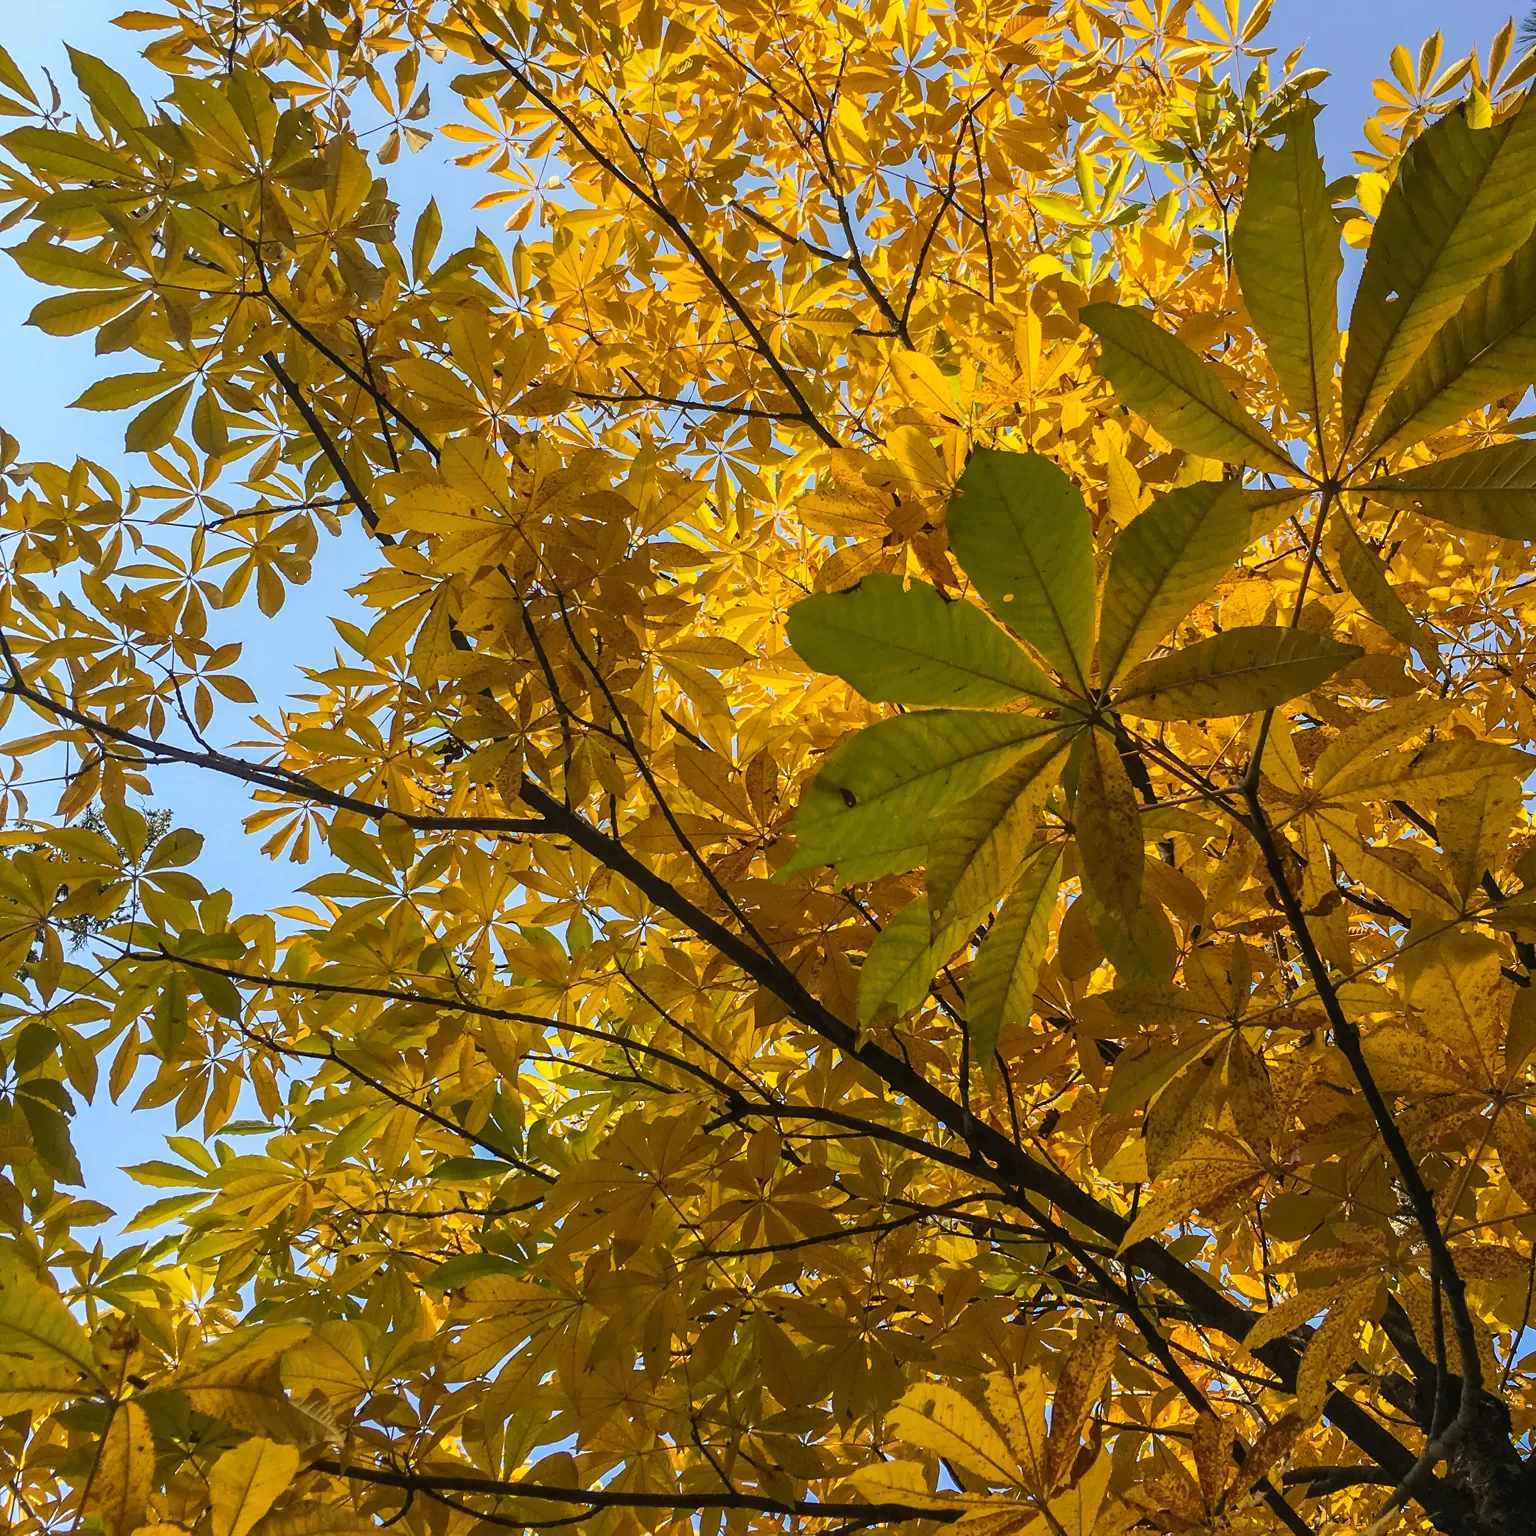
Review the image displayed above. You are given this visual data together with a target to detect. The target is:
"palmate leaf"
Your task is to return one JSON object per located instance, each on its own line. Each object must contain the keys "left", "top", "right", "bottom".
{"left": 1365, "top": 228, "right": 1536, "bottom": 459}
{"left": 1080, "top": 303, "right": 1299, "bottom": 477}
{"left": 927, "top": 735, "right": 1070, "bottom": 929}
{"left": 209, "top": 1436, "right": 300, "bottom": 1536}
{"left": 856, "top": 894, "right": 975, "bottom": 1024}
{"left": 966, "top": 844, "right": 1064, "bottom": 1064}
{"left": 1330, "top": 513, "right": 1437, "bottom": 659}
{"left": 1114, "top": 627, "right": 1362, "bottom": 720}
{"left": 0, "top": 1255, "right": 100, "bottom": 1381}
{"left": 785, "top": 711, "right": 1061, "bottom": 881}
{"left": 1098, "top": 481, "right": 1250, "bottom": 684}
{"left": 1341, "top": 89, "right": 1536, "bottom": 450}
{"left": 946, "top": 448, "right": 1096, "bottom": 688}
{"left": 786, "top": 574, "right": 1059, "bottom": 707}
{"left": 1361, "top": 439, "right": 1536, "bottom": 538}
{"left": 1232, "top": 107, "right": 1342, "bottom": 439}
{"left": 1074, "top": 726, "right": 1143, "bottom": 921}
{"left": 95, "top": 1400, "right": 154, "bottom": 1536}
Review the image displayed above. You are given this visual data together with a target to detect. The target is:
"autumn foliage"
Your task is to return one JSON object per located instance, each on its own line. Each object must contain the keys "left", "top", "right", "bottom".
{"left": 4, "top": 2, "right": 1536, "bottom": 1534}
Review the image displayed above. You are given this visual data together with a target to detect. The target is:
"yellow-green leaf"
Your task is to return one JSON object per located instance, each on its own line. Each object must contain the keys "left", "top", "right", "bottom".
{"left": 1098, "top": 480, "right": 1250, "bottom": 684}
{"left": 124, "top": 380, "right": 195, "bottom": 454}
{"left": 1309, "top": 697, "right": 1455, "bottom": 793}
{"left": 1081, "top": 302, "right": 1298, "bottom": 477}
{"left": 8, "top": 239, "right": 138, "bottom": 291}
{"left": 1330, "top": 513, "right": 1436, "bottom": 659}
{"left": 1341, "top": 90, "right": 1536, "bottom": 449}
{"left": 786, "top": 710, "right": 1060, "bottom": 881}
{"left": 787, "top": 575, "right": 1059, "bottom": 708}
{"left": 945, "top": 448, "right": 1097, "bottom": 689}
{"left": 72, "top": 372, "right": 188, "bottom": 412}
{"left": 1114, "top": 627, "right": 1361, "bottom": 720}
{"left": 928, "top": 736, "right": 1069, "bottom": 928}
{"left": 856, "top": 895, "right": 973, "bottom": 1024}
{"left": 1360, "top": 439, "right": 1536, "bottom": 539}
{"left": 1074, "top": 727, "right": 1142, "bottom": 921}
{"left": 966, "top": 844, "right": 1063, "bottom": 1063}
{"left": 1366, "top": 227, "right": 1536, "bottom": 458}
{"left": 1439, "top": 774, "right": 1520, "bottom": 902}
{"left": 1320, "top": 738, "right": 1533, "bottom": 804}
{"left": 0, "top": 1254, "right": 99, "bottom": 1379}
{"left": 1232, "top": 107, "right": 1341, "bottom": 439}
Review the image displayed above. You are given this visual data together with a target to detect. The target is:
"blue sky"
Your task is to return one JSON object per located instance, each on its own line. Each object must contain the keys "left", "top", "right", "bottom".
{"left": 0, "top": 0, "right": 1525, "bottom": 1227}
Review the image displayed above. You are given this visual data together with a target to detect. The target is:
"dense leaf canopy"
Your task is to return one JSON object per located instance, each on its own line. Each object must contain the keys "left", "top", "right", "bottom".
{"left": 3, "top": 4, "right": 1536, "bottom": 1535}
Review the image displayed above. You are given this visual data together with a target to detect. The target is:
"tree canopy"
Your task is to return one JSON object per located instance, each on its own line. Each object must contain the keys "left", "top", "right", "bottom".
{"left": 3, "top": 2, "right": 1536, "bottom": 1534}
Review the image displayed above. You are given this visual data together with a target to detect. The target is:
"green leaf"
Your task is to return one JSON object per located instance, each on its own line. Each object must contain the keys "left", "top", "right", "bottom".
{"left": 966, "top": 844, "right": 1064, "bottom": 1064}
{"left": 945, "top": 448, "right": 1096, "bottom": 688}
{"left": 785, "top": 710, "right": 1061, "bottom": 881}
{"left": 787, "top": 574, "right": 1059, "bottom": 708}
{"left": 1341, "top": 90, "right": 1536, "bottom": 449}
{"left": 1232, "top": 108, "right": 1342, "bottom": 438}
{"left": 1074, "top": 727, "right": 1143, "bottom": 921}
{"left": 856, "top": 895, "right": 973, "bottom": 1024}
{"left": 1114, "top": 627, "right": 1363, "bottom": 720}
{"left": 1359, "top": 440, "right": 1536, "bottom": 539}
{"left": 124, "top": 380, "right": 194, "bottom": 453}
{"left": 927, "top": 734, "right": 1070, "bottom": 928}
{"left": 1098, "top": 481, "right": 1250, "bottom": 684}
{"left": 1081, "top": 303, "right": 1299, "bottom": 477}
{"left": 1365, "top": 228, "right": 1536, "bottom": 458}
{"left": 1329, "top": 515, "right": 1436, "bottom": 660}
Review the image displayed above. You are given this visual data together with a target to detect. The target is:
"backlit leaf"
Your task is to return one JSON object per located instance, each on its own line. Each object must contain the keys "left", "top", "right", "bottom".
{"left": 786, "top": 711, "right": 1061, "bottom": 881}
{"left": 945, "top": 448, "right": 1097, "bottom": 688}
{"left": 1081, "top": 303, "right": 1299, "bottom": 477}
{"left": 1342, "top": 90, "right": 1536, "bottom": 448}
{"left": 965, "top": 844, "right": 1063, "bottom": 1063}
{"left": 1360, "top": 439, "right": 1536, "bottom": 538}
{"left": 1114, "top": 627, "right": 1362, "bottom": 720}
{"left": 1232, "top": 107, "right": 1341, "bottom": 437}
{"left": 1098, "top": 480, "right": 1250, "bottom": 683}
{"left": 787, "top": 575, "right": 1059, "bottom": 707}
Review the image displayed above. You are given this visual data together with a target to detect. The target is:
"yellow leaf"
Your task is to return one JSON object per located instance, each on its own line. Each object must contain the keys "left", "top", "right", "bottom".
{"left": 983, "top": 1369, "right": 1049, "bottom": 1489}
{"left": 889, "top": 1382, "right": 1021, "bottom": 1487}
{"left": 1295, "top": 1277, "right": 1380, "bottom": 1421}
{"left": 1243, "top": 1284, "right": 1346, "bottom": 1354}
{"left": 1043, "top": 1325, "right": 1117, "bottom": 1488}
{"left": 1496, "top": 1106, "right": 1536, "bottom": 1209}
{"left": 94, "top": 1401, "right": 154, "bottom": 1536}
{"left": 209, "top": 1437, "right": 300, "bottom": 1536}
{"left": 842, "top": 1461, "right": 952, "bottom": 1508}
{"left": 892, "top": 352, "right": 962, "bottom": 423}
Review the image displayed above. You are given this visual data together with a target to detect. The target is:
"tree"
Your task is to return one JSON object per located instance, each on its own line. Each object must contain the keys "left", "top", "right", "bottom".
{"left": 1, "top": 0, "right": 1535, "bottom": 1532}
